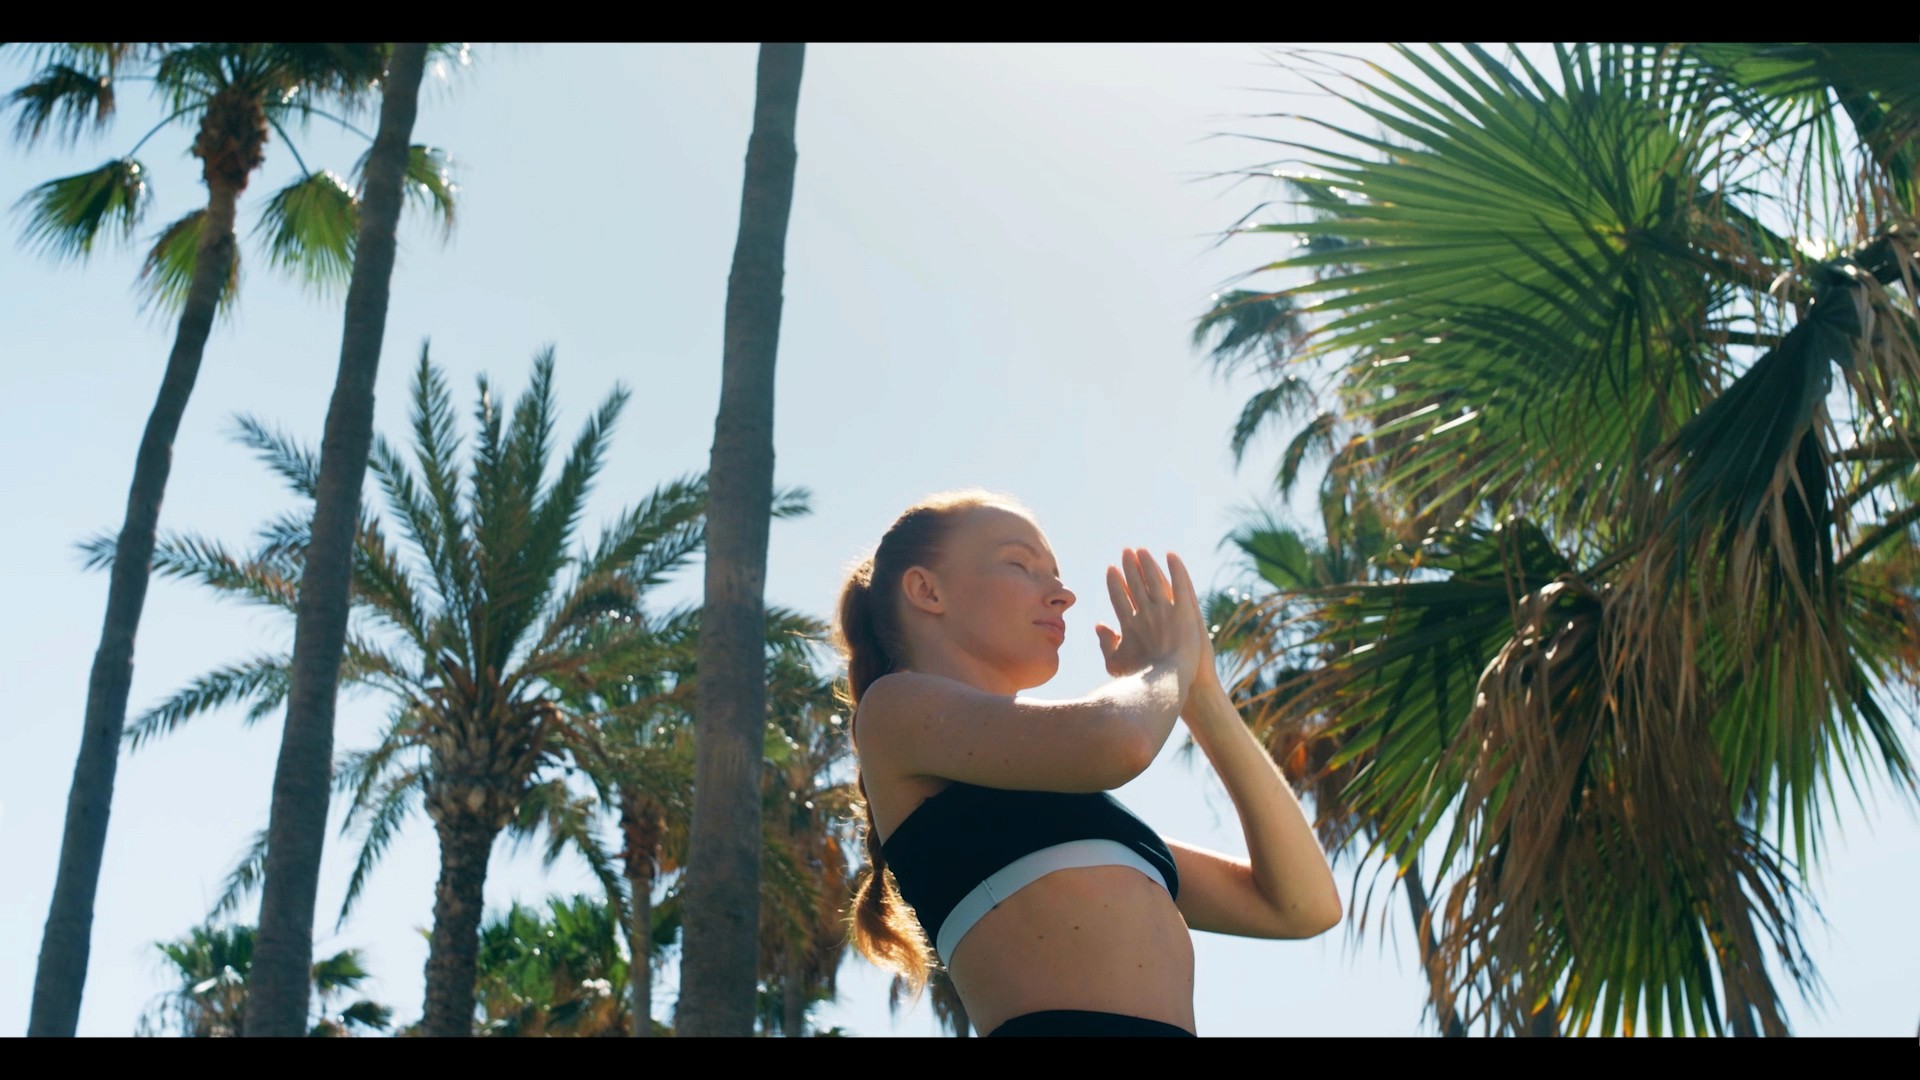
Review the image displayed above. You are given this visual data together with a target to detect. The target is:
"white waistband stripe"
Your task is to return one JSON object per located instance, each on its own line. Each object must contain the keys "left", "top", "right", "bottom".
{"left": 934, "top": 838, "right": 1169, "bottom": 964}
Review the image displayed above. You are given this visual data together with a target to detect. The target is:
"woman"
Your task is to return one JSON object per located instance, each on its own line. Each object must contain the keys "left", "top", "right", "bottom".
{"left": 836, "top": 489, "right": 1343, "bottom": 1037}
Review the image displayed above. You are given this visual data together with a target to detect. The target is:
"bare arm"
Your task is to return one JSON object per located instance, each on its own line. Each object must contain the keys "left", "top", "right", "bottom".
{"left": 855, "top": 662, "right": 1190, "bottom": 793}
{"left": 857, "top": 547, "right": 1206, "bottom": 794}
{"left": 1171, "top": 675, "right": 1343, "bottom": 939}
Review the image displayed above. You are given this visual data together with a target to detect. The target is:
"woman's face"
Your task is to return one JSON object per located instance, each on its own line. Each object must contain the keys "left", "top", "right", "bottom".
{"left": 905, "top": 504, "right": 1076, "bottom": 690}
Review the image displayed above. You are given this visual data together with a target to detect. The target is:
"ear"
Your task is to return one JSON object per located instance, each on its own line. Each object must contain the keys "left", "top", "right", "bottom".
{"left": 899, "top": 565, "right": 946, "bottom": 616}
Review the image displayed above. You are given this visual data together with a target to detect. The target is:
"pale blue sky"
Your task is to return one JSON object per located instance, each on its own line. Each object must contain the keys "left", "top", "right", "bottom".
{"left": 2, "top": 43, "right": 1914, "bottom": 1038}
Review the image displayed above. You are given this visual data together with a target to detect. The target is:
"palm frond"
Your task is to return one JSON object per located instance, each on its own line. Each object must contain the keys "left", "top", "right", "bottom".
{"left": 338, "top": 767, "right": 425, "bottom": 926}
{"left": 149, "top": 530, "right": 300, "bottom": 611}
{"left": 580, "top": 472, "right": 706, "bottom": 585}
{"left": 354, "top": 143, "right": 456, "bottom": 238}
{"left": 509, "top": 780, "right": 630, "bottom": 924}
{"left": 205, "top": 827, "right": 271, "bottom": 923}
{"left": 254, "top": 169, "right": 358, "bottom": 291}
{"left": 231, "top": 414, "right": 320, "bottom": 498}
{"left": 15, "top": 157, "right": 148, "bottom": 260}
{"left": 8, "top": 61, "right": 118, "bottom": 145}
{"left": 1194, "top": 288, "right": 1306, "bottom": 380}
{"left": 126, "top": 652, "right": 291, "bottom": 750}
{"left": 136, "top": 207, "right": 239, "bottom": 315}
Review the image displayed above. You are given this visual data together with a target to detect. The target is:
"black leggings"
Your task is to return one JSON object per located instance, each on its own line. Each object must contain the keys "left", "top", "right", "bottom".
{"left": 988, "top": 1010, "right": 1196, "bottom": 1037}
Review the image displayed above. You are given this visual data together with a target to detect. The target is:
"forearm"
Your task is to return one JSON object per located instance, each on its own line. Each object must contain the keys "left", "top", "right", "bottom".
{"left": 1183, "top": 679, "right": 1341, "bottom": 920}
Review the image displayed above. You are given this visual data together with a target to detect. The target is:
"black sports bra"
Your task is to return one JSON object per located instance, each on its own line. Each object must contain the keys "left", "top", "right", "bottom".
{"left": 880, "top": 781, "right": 1180, "bottom": 964}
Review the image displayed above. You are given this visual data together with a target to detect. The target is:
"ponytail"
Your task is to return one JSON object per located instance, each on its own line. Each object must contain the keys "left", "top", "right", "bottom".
{"left": 837, "top": 558, "right": 934, "bottom": 992}
{"left": 833, "top": 489, "right": 1029, "bottom": 993}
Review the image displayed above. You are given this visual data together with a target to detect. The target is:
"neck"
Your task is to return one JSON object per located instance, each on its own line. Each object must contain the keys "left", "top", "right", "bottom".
{"left": 897, "top": 639, "right": 1025, "bottom": 697}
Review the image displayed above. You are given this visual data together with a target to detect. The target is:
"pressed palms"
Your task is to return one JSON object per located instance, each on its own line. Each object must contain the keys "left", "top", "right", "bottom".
{"left": 98, "top": 347, "right": 811, "bottom": 1036}
{"left": 1211, "top": 43, "right": 1920, "bottom": 1035}
{"left": 9, "top": 41, "right": 454, "bottom": 1036}
{"left": 680, "top": 41, "right": 808, "bottom": 1035}
{"left": 133, "top": 922, "right": 389, "bottom": 1037}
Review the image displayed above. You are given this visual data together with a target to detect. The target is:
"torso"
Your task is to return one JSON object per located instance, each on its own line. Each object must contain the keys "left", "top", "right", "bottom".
{"left": 865, "top": 767, "right": 1197, "bottom": 1035}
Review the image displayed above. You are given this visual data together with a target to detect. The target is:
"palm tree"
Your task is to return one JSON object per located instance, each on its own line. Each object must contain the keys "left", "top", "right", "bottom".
{"left": 133, "top": 922, "right": 390, "bottom": 1037}
{"left": 1205, "top": 504, "right": 1471, "bottom": 1037}
{"left": 888, "top": 968, "right": 973, "bottom": 1038}
{"left": 10, "top": 42, "right": 454, "bottom": 1036}
{"left": 1197, "top": 284, "right": 1477, "bottom": 1035}
{"left": 250, "top": 40, "right": 439, "bottom": 1038}
{"left": 754, "top": 656, "right": 858, "bottom": 1036}
{"left": 523, "top": 601, "right": 832, "bottom": 1036}
{"left": 95, "top": 348, "right": 811, "bottom": 1036}
{"left": 471, "top": 896, "right": 631, "bottom": 1037}
{"left": 679, "top": 40, "right": 807, "bottom": 1036}
{"left": 1211, "top": 43, "right": 1920, "bottom": 1035}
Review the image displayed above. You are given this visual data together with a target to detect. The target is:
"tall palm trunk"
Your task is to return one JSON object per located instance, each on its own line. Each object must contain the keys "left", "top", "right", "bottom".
{"left": 27, "top": 135, "right": 247, "bottom": 1042}
{"left": 619, "top": 798, "right": 662, "bottom": 1038}
{"left": 1400, "top": 852, "right": 1466, "bottom": 1038}
{"left": 246, "top": 42, "right": 428, "bottom": 1038}
{"left": 676, "top": 41, "right": 805, "bottom": 1036}
{"left": 780, "top": 948, "right": 805, "bottom": 1036}
{"left": 419, "top": 807, "right": 503, "bottom": 1037}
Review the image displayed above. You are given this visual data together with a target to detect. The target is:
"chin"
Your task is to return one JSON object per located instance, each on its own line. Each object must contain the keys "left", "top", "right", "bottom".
{"left": 1014, "top": 653, "right": 1061, "bottom": 690}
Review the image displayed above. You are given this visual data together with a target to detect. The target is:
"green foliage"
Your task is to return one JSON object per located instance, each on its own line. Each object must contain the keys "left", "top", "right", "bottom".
{"left": 15, "top": 157, "right": 148, "bottom": 260}
{"left": 134, "top": 922, "right": 390, "bottom": 1037}
{"left": 1210, "top": 42, "right": 1920, "bottom": 1036}
{"left": 473, "top": 896, "right": 630, "bottom": 1037}
{"left": 5, "top": 43, "right": 457, "bottom": 313}
{"left": 256, "top": 170, "right": 358, "bottom": 290}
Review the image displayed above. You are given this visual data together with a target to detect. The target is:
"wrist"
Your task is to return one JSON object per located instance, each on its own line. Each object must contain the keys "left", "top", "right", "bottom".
{"left": 1181, "top": 675, "right": 1238, "bottom": 732}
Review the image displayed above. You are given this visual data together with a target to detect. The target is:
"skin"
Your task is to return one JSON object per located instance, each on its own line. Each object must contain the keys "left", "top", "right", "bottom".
{"left": 855, "top": 504, "right": 1343, "bottom": 1036}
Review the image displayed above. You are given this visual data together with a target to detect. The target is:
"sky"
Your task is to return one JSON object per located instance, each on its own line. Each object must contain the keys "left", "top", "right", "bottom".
{"left": 2, "top": 43, "right": 1916, "bottom": 1039}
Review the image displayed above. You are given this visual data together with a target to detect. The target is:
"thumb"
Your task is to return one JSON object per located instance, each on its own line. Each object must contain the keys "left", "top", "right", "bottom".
{"left": 1094, "top": 623, "right": 1118, "bottom": 655}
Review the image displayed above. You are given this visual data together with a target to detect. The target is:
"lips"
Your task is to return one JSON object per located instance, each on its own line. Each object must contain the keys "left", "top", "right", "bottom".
{"left": 1034, "top": 619, "right": 1066, "bottom": 642}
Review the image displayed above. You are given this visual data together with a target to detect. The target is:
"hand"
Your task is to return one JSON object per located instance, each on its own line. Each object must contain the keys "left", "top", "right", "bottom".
{"left": 1094, "top": 548, "right": 1206, "bottom": 688}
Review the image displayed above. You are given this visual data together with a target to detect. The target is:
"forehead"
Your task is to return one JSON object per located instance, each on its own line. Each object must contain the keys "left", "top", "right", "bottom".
{"left": 958, "top": 505, "right": 1051, "bottom": 554}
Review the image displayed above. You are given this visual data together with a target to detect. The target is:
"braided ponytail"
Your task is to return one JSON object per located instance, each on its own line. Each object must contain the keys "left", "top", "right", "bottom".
{"left": 833, "top": 489, "right": 1030, "bottom": 993}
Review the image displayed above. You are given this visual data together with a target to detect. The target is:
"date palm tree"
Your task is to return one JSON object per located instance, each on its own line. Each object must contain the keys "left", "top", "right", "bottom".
{"left": 94, "top": 347, "right": 811, "bottom": 1036}
{"left": 679, "top": 41, "right": 807, "bottom": 1035}
{"left": 10, "top": 42, "right": 454, "bottom": 1036}
{"left": 1213, "top": 43, "right": 1920, "bottom": 1035}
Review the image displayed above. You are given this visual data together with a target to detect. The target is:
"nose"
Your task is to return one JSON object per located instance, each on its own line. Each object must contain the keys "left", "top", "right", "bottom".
{"left": 1051, "top": 583, "right": 1075, "bottom": 611}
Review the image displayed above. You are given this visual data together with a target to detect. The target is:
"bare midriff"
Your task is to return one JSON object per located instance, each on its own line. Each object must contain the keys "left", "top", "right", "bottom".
{"left": 943, "top": 863, "right": 1196, "bottom": 1035}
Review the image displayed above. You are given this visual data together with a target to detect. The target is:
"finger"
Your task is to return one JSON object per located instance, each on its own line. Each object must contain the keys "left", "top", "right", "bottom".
{"left": 1140, "top": 550, "right": 1173, "bottom": 604}
{"left": 1094, "top": 623, "right": 1118, "bottom": 656}
{"left": 1122, "top": 548, "right": 1151, "bottom": 611}
{"left": 1167, "top": 552, "right": 1198, "bottom": 609}
{"left": 1105, "top": 565, "right": 1136, "bottom": 622}
{"left": 1167, "top": 552, "right": 1209, "bottom": 639}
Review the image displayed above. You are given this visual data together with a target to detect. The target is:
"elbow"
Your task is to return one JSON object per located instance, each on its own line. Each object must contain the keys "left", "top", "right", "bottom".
{"left": 1300, "top": 884, "right": 1344, "bottom": 937}
{"left": 1268, "top": 891, "right": 1343, "bottom": 939}
{"left": 1107, "top": 729, "right": 1159, "bottom": 787}
{"left": 1080, "top": 728, "right": 1156, "bottom": 791}
{"left": 1305, "top": 897, "right": 1344, "bottom": 937}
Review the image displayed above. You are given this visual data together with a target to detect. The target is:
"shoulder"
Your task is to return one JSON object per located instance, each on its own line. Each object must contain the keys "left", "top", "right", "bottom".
{"left": 852, "top": 671, "right": 972, "bottom": 736}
